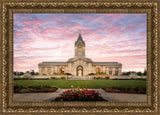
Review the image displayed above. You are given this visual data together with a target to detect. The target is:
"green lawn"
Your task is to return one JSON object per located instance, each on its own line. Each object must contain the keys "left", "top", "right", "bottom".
{"left": 14, "top": 79, "right": 146, "bottom": 89}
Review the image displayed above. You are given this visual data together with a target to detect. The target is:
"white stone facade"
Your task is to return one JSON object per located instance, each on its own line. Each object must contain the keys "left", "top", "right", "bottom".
{"left": 38, "top": 33, "right": 122, "bottom": 76}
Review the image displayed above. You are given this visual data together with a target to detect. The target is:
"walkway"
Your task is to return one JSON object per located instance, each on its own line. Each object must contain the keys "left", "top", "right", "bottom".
{"left": 13, "top": 89, "right": 147, "bottom": 102}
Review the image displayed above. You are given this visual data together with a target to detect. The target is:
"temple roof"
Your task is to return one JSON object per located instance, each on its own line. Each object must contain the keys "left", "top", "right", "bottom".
{"left": 93, "top": 62, "right": 122, "bottom": 66}
{"left": 67, "top": 57, "right": 92, "bottom": 62}
{"left": 75, "top": 33, "right": 85, "bottom": 45}
{"left": 38, "top": 62, "right": 67, "bottom": 66}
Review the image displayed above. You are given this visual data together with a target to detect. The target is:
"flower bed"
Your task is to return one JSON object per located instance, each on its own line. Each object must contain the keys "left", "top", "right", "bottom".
{"left": 55, "top": 88, "right": 106, "bottom": 101}
{"left": 101, "top": 86, "right": 146, "bottom": 94}
{"left": 14, "top": 82, "right": 57, "bottom": 93}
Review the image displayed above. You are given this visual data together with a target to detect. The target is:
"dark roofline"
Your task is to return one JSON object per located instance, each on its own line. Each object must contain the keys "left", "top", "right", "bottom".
{"left": 93, "top": 62, "right": 118, "bottom": 63}
{"left": 42, "top": 62, "right": 67, "bottom": 63}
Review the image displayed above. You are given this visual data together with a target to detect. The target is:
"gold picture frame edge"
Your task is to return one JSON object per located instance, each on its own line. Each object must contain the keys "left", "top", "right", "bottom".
{"left": 0, "top": 0, "right": 159, "bottom": 114}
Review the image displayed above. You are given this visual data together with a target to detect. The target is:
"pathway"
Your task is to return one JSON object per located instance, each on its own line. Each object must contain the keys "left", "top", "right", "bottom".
{"left": 13, "top": 88, "right": 147, "bottom": 102}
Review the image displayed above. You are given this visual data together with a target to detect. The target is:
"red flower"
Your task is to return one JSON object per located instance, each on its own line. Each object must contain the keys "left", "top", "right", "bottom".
{"left": 24, "top": 84, "right": 26, "bottom": 87}
{"left": 26, "top": 83, "right": 28, "bottom": 86}
{"left": 14, "top": 83, "right": 17, "bottom": 86}
{"left": 38, "top": 82, "right": 40, "bottom": 84}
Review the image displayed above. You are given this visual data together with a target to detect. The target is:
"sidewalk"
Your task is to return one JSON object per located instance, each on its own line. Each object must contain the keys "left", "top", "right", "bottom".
{"left": 13, "top": 88, "right": 147, "bottom": 102}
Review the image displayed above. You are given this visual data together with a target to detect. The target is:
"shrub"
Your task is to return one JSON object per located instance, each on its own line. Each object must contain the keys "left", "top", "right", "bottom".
{"left": 61, "top": 77, "right": 66, "bottom": 79}
{"left": 35, "top": 85, "right": 41, "bottom": 89}
{"left": 118, "top": 87, "right": 125, "bottom": 90}
{"left": 51, "top": 77, "right": 57, "bottom": 79}
{"left": 88, "top": 73, "right": 95, "bottom": 75}
{"left": 65, "top": 73, "right": 72, "bottom": 75}
{"left": 14, "top": 85, "right": 19, "bottom": 90}
{"left": 134, "top": 87, "right": 140, "bottom": 93}
{"left": 20, "top": 89, "right": 28, "bottom": 93}
{"left": 129, "top": 89, "right": 136, "bottom": 93}
{"left": 105, "top": 76, "right": 110, "bottom": 80}
{"left": 14, "top": 77, "right": 29, "bottom": 80}
{"left": 102, "top": 86, "right": 146, "bottom": 94}
{"left": 43, "top": 85, "right": 51, "bottom": 88}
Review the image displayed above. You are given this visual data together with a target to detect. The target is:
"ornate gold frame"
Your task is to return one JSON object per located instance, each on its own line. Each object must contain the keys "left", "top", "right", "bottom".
{"left": 0, "top": 0, "right": 159, "bottom": 114}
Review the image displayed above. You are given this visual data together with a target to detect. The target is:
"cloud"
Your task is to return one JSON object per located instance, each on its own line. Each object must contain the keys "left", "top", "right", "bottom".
{"left": 14, "top": 13, "right": 146, "bottom": 72}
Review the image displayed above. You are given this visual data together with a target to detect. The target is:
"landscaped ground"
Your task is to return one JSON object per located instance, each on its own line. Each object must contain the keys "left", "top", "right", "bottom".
{"left": 14, "top": 79, "right": 146, "bottom": 89}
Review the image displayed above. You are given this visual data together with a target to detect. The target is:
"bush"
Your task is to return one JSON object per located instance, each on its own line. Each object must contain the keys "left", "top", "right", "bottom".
{"left": 29, "top": 78, "right": 49, "bottom": 80}
{"left": 134, "top": 78, "right": 146, "bottom": 81}
{"left": 118, "top": 87, "right": 125, "bottom": 90}
{"left": 20, "top": 89, "right": 28, "bottom": 93}
{"left": 14, "top": 85, "right": 19, "bottom": 90}
{"left": 43, "top": 85, "right": 51, "bottom": 88}
{"left": 95, "top": 72, "right": 106, "bottom": 75}
{"left": 51, "top": 77, "right": 57, "bottom": 79}
{"left": 134, "top": 87, "right": 140, "bottom": 92}
{"left": 105, "top": 76, "right": 110, "bottom": 80}
{"left": 35, "top": 86, "right": 41, "bottom": 89}
{"left": 88, "top": 73, "right": 95, "bottom": 75}
{"left": 61, "top": 77, "right": 66, "bottom": 79}
{"left": 14, "top": 77, "right": 29, "bottom": 80}
{"left": 65, "top": 73, "right": 72, "bottom": 75}
{"left": 102, "top": 86, "right": 146, "bottom": 94}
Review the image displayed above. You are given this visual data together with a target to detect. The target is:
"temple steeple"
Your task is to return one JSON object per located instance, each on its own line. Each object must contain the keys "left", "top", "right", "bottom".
{"left": 75, "top": 30, "right": 85, "bottom": 45}
{"left": 75, "top": 31, "right": 85, "bottom": 57}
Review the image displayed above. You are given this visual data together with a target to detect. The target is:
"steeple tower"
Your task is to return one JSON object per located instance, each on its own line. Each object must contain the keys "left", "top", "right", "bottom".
{"left": 75, "top": 31, "right": 85, "bottom": 57}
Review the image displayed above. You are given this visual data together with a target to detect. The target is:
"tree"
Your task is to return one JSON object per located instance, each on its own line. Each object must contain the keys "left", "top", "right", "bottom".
{"left": 19, "top": 72, "right": 24, "bottom": 75}
{"left": 30, "top": 70, "right": 35, "bottom": 75}
{"left": 35, "top": 72, "right": 39, "bottom": 75}
{"left": 143, "top": 68, "right": 147, "bottom": 76}
{"left": 137, "top": 71, "right": 142, "bottom": 76}
{"left": 26, "top": 71, "right": 30, "bottom": 73}
{"left": 13, "top": 72, "right": 17, "bottom": 75}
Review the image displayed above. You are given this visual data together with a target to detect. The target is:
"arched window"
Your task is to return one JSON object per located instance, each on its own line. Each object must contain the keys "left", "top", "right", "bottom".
{"left": 109, "top": 68, "right": 113, "bottom": 75}
{"left": 59, "top": 68, "right": 64, "bottom": 73}
{"left": 47, "top": 68, "right": 51, "bottom": 75}
{"left": 96, "top": 67, "right": 101, "bottom": 73}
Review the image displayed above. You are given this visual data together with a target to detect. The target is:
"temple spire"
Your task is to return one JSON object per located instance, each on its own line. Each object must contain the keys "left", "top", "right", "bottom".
{"left": 75, "top": 30, "right": 85, "bottom": 45}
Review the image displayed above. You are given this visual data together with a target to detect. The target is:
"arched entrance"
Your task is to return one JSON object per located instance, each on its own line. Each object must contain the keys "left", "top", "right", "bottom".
{"left": 77, "top": 66, "right": 83, "bottom": 76}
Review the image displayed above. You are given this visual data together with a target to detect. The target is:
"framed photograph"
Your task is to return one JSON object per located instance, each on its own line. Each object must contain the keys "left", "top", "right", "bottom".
{"left": 0, "top": 0, "right": 159, "bottom": 114}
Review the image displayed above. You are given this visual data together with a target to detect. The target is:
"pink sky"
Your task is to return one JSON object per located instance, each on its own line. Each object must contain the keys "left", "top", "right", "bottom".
{"left": 14, "top": 13, "right": 147, "bottom": 72}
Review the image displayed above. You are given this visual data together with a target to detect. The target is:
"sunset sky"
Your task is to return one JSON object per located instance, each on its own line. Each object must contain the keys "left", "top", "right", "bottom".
{"left": 14, "top": 13, "right": 146, "bottom": 72}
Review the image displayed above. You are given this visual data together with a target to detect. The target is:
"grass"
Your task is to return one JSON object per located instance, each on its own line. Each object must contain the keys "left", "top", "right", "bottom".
{"left": 13, "top": 79, "right": 146, "bottom": 89}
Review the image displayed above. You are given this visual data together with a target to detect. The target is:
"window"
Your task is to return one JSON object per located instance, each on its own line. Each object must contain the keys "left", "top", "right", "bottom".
{"left": 96, "top": 67, "right": 101, "bottom": 73}
{"left": 115, "top": 71, "right": 118, "bottom": 75}
{"left": 109, "top": 71, "right": 112, "bottom": 75}
{"left": 109, "top": 68, "right": 113, "bottom": 75}
{"left": 59, "top": 68, "right": 64, "bottom": 73}
{"left": 115, "top": 68, "right": 119, "bottom": 75}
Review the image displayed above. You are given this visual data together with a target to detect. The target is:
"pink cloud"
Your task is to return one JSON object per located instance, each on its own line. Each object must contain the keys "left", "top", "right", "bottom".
{"left": 13, "top": 14, "right": 146, "bottom": 72}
